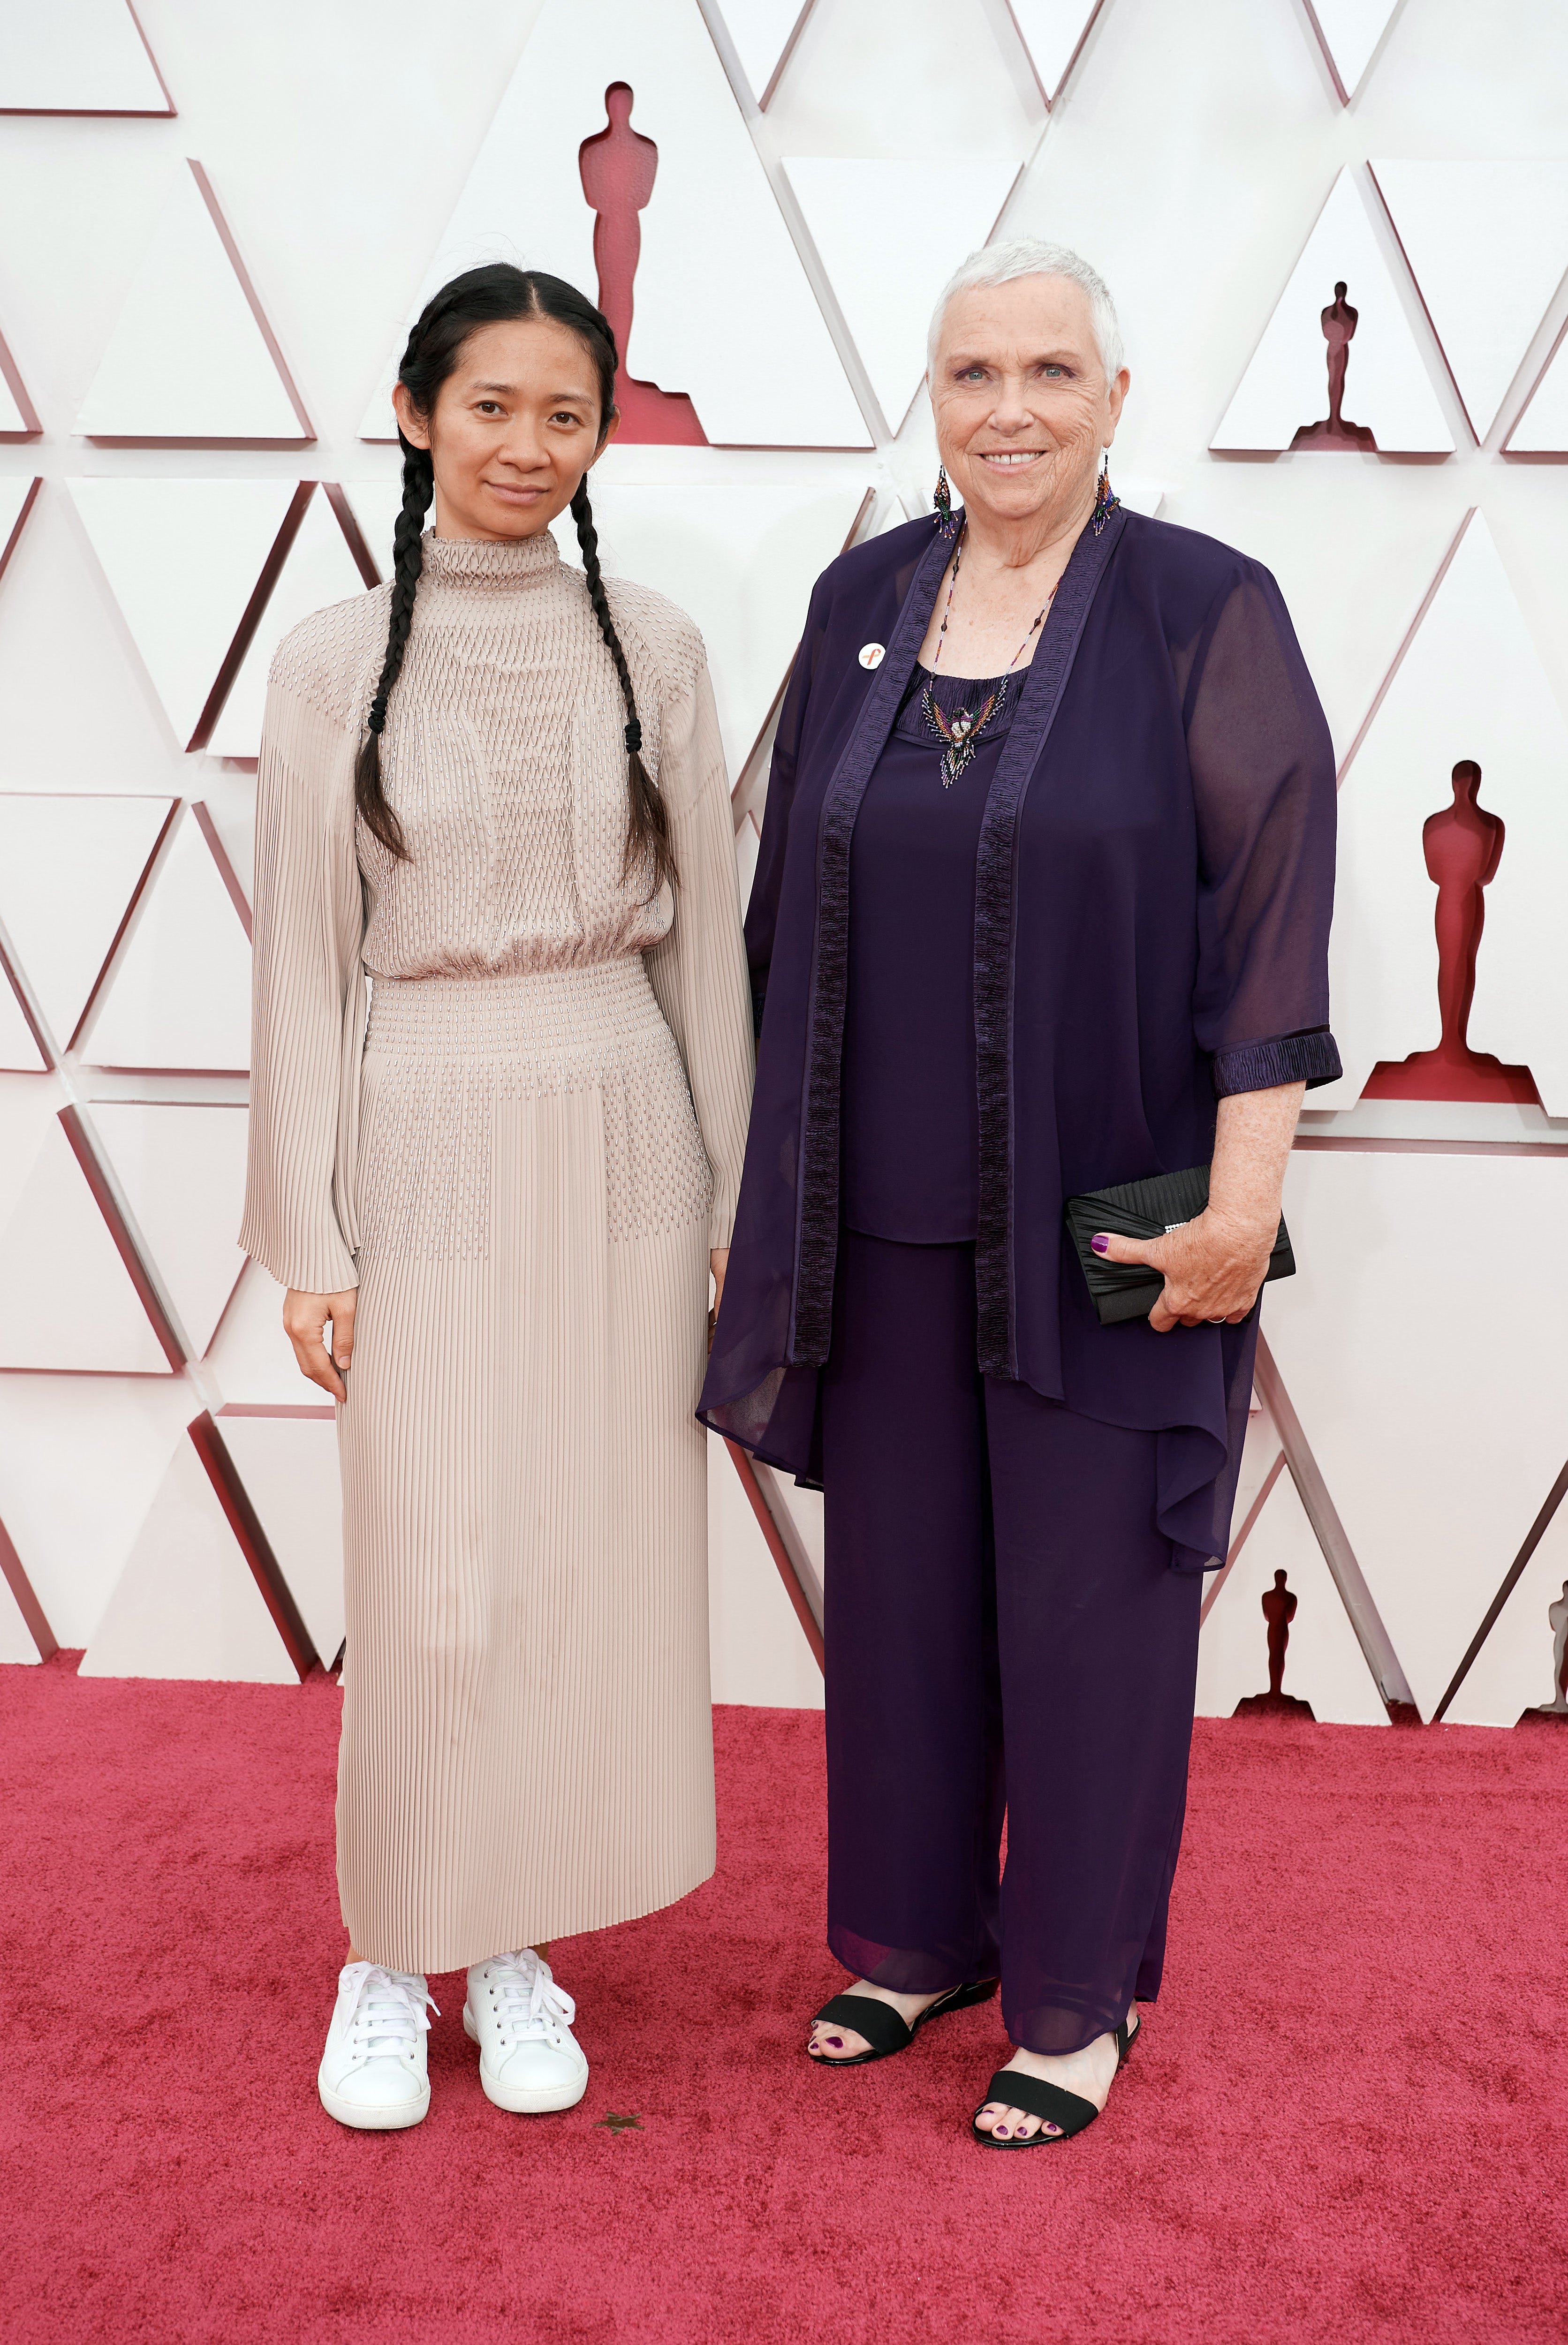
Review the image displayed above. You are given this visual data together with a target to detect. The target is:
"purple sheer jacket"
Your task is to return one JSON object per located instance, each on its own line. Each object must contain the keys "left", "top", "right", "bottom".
{"left": 697, "top": 506, "right": 1341, "bottom": 1570}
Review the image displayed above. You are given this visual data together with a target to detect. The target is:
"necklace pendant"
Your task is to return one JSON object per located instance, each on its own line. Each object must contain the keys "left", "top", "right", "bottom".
{"left": 949, "top": 709, "right": 974, "bottom": 741}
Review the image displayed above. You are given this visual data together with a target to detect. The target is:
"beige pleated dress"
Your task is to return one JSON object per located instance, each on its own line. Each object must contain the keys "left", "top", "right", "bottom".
{"left": 239, "top": 530, "right": 754, "bottom": 1974}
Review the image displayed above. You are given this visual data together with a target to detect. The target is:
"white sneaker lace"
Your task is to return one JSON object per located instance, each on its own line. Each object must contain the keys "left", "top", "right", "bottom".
{"left": 341, "top": 1962, "right": 438, "bottom": 2059}
{"left": 482, "top": 1950, "right": 576, "bottom": 2047}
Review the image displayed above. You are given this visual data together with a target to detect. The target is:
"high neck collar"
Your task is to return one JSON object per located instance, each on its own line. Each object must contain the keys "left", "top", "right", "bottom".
{"left": 420, "top": 529, "right": 562, "bottom": 589}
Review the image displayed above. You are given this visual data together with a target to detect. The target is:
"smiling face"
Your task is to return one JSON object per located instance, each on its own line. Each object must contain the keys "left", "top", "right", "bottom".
{"left": 930, "top": 273, "right": 1128, "bottom": 539}
{"left": 393, "top": 314, "right": 618, "bottom": 542}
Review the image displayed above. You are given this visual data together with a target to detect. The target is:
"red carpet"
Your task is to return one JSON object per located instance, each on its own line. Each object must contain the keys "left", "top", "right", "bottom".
{"left": 1, "top": 1660, "right": 1563, "bottom": 2343}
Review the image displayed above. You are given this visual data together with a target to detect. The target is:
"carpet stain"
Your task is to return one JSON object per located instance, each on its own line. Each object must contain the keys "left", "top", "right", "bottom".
{"left": 0, "top": 1668, "right": 1563, "bottom": 2343}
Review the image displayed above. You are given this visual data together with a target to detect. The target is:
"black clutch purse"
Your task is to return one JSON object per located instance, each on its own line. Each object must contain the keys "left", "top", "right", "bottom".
{"left": 1063, "top": 1164, "right": 1295, "bottom": 1328}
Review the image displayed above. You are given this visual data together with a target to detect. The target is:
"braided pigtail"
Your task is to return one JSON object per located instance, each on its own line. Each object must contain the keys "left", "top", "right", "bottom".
{"left": 571, "top": 476, "right": 676, "bottom": 900}
{"left": 353, "top": 440, "right": 433, "bottom": 861}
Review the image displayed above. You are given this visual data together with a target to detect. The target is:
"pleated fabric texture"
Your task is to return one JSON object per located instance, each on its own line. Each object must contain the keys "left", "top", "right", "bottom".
{"left": 240, "top": 529, "right": 755, "bottom": 1971}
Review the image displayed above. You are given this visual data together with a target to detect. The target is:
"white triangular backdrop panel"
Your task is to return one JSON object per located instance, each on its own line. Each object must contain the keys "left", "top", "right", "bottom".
{"left": 0, "top": 348, "right": 38, "bottom": 439}
{"left": 1315, "top": 513, "right": 1568, "bottom": 1114}
{"left": 68, "top": 477, "right": 300, "bottom": 749}
{"left": 1443, "top": 1491, "right": 1568, "bottom": 1728}
{"left": 734, "top": 810, "right": 761, "bottom": 917}
{"left": 206, "top": 1263, "right": 320, "bottom": 1410}
{"left": 1372, "top": 160, "right": 1568, "bottom": 442}
{"left": 207, "top": 487, "right": 369, "bottom": 758}
{"left": 337, "top": 477, "right": 403, "bottom": 584}
{"left": 1263, "top": 1147, "right": 1568, "bottom": 1722}
{"left": 81, "top": 805, "right": 252, "bottom": 1074}
{"left": 216, "top": 1413, "right": 345, "bottom": 1671}
{"left": 89, "top": 1103, "right": 249, "bottom": 1359}
{"left": 0, "top": 1562, "right": 42, "bottom": 1664}
{"left": 0, "top": 793, "right": 173, "bottom": 1051}
{"left": 1212, "top": 169, "right": 1453, "bottom": 454}
{"left": 76, "top": 161, "right": 309, "bottom": 442}
{"left": 1505, "top": 328, "right": 1568, "bottom": 452}
{"left": 0, "top": 0, "right": 171, "bottom": 113}
{"left": 554, "top": 475, "right": 870, "bottom": 779}
{"left": 707, "top": 1435, "right": 824, "bottom": 1709}
{"left": 782, "top": 158, "right": 1019, "bottom": 433}
{"left": 0, "top": 1376, "right": 190, "bottom": 1647}
{"left": 1301, "top": 0, "right": 1404, "bottom": 101}
{"left": 1198, "top": 1461, "right": 1391, "bottom": 1726}
{"left": 358, "top": 0, "right": 869, "bottom": 448}
{"left": 79, "top": 1433, "right": 297, "bottom": 1684}
{"left": 715, "top": 0, "right": 815, "bottom": 105}
{"left": 1004, "top": 1, "right": 1105, "bottom": 102}
{"left": 0, "top": 1118, "right": 169, "bottom": 1375}
{"left": 0, "top": 477, "right": 39, "bottom": 567}
{"left": 0, "top": 961, "right": 46, "bottom": 1071}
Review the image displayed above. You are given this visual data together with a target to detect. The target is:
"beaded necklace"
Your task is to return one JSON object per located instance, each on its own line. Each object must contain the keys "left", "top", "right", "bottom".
{"left": 921, "top": 523, "right": 1058, "bottom": 787}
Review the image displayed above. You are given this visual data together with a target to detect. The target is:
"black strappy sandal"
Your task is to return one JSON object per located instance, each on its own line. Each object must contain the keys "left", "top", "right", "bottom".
{"left": 971, "top": 2011, "right": 1141, "bottom": 2147}
{"left": 808, "top": 1977, "right": 999, "bottom": 2068}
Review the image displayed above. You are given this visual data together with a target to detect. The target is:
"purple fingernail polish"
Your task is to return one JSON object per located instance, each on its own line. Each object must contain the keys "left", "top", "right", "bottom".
{"left": 1091, "top": 1234, "right": 1109, "bottom": 1256}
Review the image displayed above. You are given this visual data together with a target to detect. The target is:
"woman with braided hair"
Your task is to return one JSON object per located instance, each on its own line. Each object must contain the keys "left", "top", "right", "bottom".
{"left": 240, "top": 265, "right": 753, "bottom": 2130}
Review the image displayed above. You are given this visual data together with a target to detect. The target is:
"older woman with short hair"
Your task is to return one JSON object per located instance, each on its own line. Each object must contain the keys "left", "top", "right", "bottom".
{"left": 700, "top": 239, "right": 1340, "bottom": 2145}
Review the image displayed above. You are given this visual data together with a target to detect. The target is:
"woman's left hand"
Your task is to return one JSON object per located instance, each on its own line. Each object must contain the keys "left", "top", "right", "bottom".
{"left": 1094, "top": 1080, "right": 1305, "bottom": 1334}
{"left": 1092, "top": 1209, "right": 1274, "bottom": 1333}
{"left": 709, "top": 1247, "right": 729, "bottom": 1350}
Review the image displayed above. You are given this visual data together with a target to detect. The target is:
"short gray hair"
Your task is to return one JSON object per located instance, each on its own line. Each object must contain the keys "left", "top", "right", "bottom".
{"left": 926, "top": 237, "right": 1124, "bottom": 382}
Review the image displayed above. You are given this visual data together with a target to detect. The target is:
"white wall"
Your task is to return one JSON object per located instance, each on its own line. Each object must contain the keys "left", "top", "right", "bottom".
{"left": 0, "top": 0, "right": 1565, "bottom": 1720}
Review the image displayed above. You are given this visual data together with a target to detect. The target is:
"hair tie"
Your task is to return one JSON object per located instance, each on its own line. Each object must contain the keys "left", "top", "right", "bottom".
{"left": 368, "top": 696, "right": 387, "bottom": 735}
{"left": 624, "top": 719, "right": 643, "bottom": 755}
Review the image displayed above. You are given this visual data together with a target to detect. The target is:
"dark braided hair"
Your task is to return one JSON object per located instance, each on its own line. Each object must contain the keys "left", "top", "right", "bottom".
{"left": 355, "top": 263, "right": 674, "bottom": 893}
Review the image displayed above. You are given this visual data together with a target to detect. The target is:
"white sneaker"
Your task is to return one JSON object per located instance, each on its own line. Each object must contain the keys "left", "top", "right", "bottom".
{"left": 463, "top": 1950, "right": 589, "bottom": 2113}
{"left": 318, "top": 1961, "right": 438, "bottom": 2131}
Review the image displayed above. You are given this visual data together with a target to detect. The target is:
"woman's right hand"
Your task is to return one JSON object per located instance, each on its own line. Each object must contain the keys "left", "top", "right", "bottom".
{"left": 283, "top": 1288, "right": 357, "bottom": 1402}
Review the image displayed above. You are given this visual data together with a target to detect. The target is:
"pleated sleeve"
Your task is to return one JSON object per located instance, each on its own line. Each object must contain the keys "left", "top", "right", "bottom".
{"left": 238, "top": 672, "right": 368, "bottom": 1294}
{"left": 643, "top": 661, "right": 755, "bottom": 1251}
{"left": 1184, "top": 563, "right": 1343, "bottom": 1096}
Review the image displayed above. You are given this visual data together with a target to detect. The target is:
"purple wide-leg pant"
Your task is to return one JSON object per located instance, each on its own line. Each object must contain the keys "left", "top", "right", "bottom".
{"left": 820, "top": 1230, "right": 1203, "bottom": 2057}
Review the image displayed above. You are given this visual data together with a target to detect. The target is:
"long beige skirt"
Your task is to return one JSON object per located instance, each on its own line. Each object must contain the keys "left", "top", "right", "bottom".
{"left": 336, "top": 961, "right": 715, "bottom": 1973}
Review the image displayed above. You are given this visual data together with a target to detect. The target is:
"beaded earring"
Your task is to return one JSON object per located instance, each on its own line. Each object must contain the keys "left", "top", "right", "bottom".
{"left": 1091, "top": 453, "right": 1121, "bottom": 537}
{"left": 932, "top": 462, "right": 958, "bottom": 538}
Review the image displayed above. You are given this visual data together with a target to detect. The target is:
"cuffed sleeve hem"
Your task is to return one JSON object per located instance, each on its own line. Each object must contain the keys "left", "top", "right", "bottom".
{"left": 1212, "top": 1027, "right": 1342, "bottom": 1097}
{"left": 707, "top": 1163, "right": 740, "bottom": 1250}
{"left": 236, "top": 1211, "right": 359, "bottom": 1297}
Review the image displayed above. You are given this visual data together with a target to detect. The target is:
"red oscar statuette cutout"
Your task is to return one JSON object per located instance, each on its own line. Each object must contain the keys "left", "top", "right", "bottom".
{"left": 579, "top": 83, "right": 706, "bottom": 446}
{"left": 1291, "top": 281, "right": 1378, "bottom": 452}
{"left": 1363, "top": 758, "right": 1539, "bottom": 1104}
{"left": 1233, "top": 1569, "right": 1315, "bottom": 1719}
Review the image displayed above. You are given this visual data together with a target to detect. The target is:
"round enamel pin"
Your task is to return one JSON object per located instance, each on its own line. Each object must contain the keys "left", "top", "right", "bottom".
{"left": 858, "top": 643, "right": 886, "bottom": 670}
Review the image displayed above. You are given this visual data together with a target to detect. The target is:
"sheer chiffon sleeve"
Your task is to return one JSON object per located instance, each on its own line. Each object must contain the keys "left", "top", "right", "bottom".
{"left": 1182, "top": 565, "right": 1342, "bottom": 1096}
